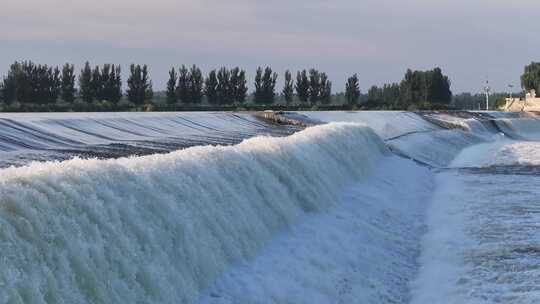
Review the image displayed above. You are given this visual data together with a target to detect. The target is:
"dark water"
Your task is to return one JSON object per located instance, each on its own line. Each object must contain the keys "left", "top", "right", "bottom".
{"left": 0, "top": 112, "right": 301, "bottom": 168}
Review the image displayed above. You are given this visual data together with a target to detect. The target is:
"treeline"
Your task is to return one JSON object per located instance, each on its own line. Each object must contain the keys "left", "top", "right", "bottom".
{"left": 363, "top": 68, "right": 452, "bottom": 109}
{"left": 0, "top": 61, "right": 454, "bottom": 111}
{"left": 0, "top": 61, "right": 152, "bottom": 108}
{"left": 165, "top": 66, "right": 334, "bottom": 106}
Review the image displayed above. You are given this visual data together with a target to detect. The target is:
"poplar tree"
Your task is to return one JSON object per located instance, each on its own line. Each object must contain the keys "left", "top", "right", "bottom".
{"left": 283, "top": 70, "right": 294, "bottom": 105}
{"left": 189, "top": 65, "right": 204, "bottom": 104}
{"left": 319, "top": 73, "right": 332, "bottom": 105}
{"left": 61, "top": 63, "right": 76, "bottom": 103}
{"left": 166, "top": 67, "right": 178, "bottom": 104}
{"left": 254, "top": 67, "right": 277, "bottom": 104}
{"left": 98, "top": 65, "right": 110, "bottom": 101}
{"left": 1, "top": 63, "right": 18, "bottom": 103}
{"left": 177, "top": 65, "right": 191, "bottom": 103}
{"left": 146, "top": 80, "right": 154, "bottom": 101}
{"left": 217, "top": 67, "right": 231, "bottom": 104}
{"left": 18, "top": 62, "right": 34, "bottom": 103}
{"left": 109, "top": 65, "right": 122, "bottom": 104}
{"left": 90, "top": 66, "right": 102, "bottom": 101}
{"left": 79, "top": 62, "right": 94, "bottom": 103}
{"left": 205, "top": 69, "right": 219, "bottom": 105}
{"left": 230, "top": 67, "right": 240, "bottom": 104}
{"left": 229, "top": 67, "right": 247, "bottom": 104}
{"left": 308, "top": 69, "right": 321, "bottom": 105}
{"left": 127, "top": 64, "right": 152, "bottom": 104}
{"left": 295, "top": 70, "right": 310, "bottom": 103}
{"left": 254, "top": 67, "right": 264, "bottom": 104}
{"left": 345, "top": 74, "right": 360, "bottom": 106}
{"left": 236, "top": 69, "right": 248, "bottom": 103}
{"left": 48, "top": 66, "right": 61, "bottom": 104}
{"left": 96, "top": 64, "right": 121, "bottom": 103}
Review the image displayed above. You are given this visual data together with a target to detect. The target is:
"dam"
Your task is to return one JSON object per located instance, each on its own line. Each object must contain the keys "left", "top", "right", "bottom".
{"left": 0, "top": 111, "right": 539, "bottom": 303}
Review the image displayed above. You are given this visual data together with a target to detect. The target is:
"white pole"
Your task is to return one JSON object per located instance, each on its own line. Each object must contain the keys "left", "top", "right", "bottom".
{"left": 484, "top": 80, "right": 490, "bottom": 111}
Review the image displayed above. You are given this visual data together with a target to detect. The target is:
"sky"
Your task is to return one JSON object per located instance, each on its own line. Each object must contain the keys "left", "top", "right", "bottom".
{"left": 1, "top": 0, "right": 539, "bottom": 93}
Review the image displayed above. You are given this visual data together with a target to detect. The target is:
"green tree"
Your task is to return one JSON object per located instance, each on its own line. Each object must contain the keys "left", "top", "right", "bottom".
{"left": 254, "top": 67, "right": 263, "bottom": 104}
{"left": 79, "top": 62, "right": 94, "bottom": 103}
{"left": 295, "top": 70, "right": 310, "bottom": 104}
{"left": 96, "top": 64, "right": 122, "bottom": 104}
{"left": 398, "top": 68, "right": 452, "bottom": 108}
{"left": 319, "top": 73, "right": 332, "bottom": 105}
{"left": 16, "top": 61, "right": 35, "bottom": 103}
{"left": 428, "top": 67, "right": 452, "bottom": 104}
{"left": 61, "top": 63, "right": 76, "bottom": 103}
{"left": 283, "top": 70, "right": 294, "bottom": 105}
{"left": 166, "top": 67, "right": 178, "bottom": 104}
{"left": 1, "top": 62, "right": 20, "bottom": 104}
{"left": 177, "top": 65, "right": 191, "bottom": 103}
{"left": 90, "top": 66, "right": 102, "bottom": 101}
{"left": 109, "top": 65, "right": 122, "bottom": 104}
{"left": 3, "top": 61, "right": 62, "bottom": 104}
{"left": 14, "top": 61, "right": 32, "bottom": 103}
{"left": 254, "top": 67, "right": 278, "bottom": 104}
{"left": 205, "top": 69, "right": 219, "bottom": 105}
{"left": 382, "top": 83, "right": 400, "bottom": 108}
{"left": 8, "top": 62, "right": 59, "bottom": 104}
{"left": 345, "top": 74, "right": 360, "bottom": 106}
{"left": 146, "top": 81, "right": 154, "bottom": 101}
{"left": 308, "top": 69, "right": 321, "bottom": 105}
{"left": 48, "top": 66, "right": 61, "bottom": 103}
{"left": 236, "top": 69, "right": 248, "bottom": 103}
{"left": 126, "top": 64, "right": 152, "bottom": 104}
{"left": 229, "top": 67, "right": 247, "bottom": 104}
{"left": 368, "top": 86, "right": 383, "bottom": 103}
{"left": 189, "top": 65, "right": 204, "bottom": 104}
{"left": 521, "top": 62, "right": 540, "bottom": 93}
{"left": 399, "top": 69, "right": 414, "bottom": 108}
{"left": 230, "top": 67, "right": 240, "bottom": 104}
{"left": 100, "top": 65, "right": 112, "bottom": 101}
{"left": 217, "top": 67, "right": 231, "bottom": 104}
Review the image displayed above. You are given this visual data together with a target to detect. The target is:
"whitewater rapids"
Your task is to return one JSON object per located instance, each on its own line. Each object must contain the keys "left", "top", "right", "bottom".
{"left": 0, "top": 123, "right": 392, "bottom": 303}
{"left": 1, "top": 111, "right": 540, "bottom": 303}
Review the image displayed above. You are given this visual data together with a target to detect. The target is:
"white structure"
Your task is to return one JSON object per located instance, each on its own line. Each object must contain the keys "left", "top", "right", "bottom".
{"left": 484, "top": 81, "right": 490, "bottom": 110}
{"left": 505, "top": 90, "right": 540, "bottom": 112}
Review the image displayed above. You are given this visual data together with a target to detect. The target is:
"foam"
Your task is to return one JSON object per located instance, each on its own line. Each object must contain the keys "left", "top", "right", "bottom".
{"left": 0, "top": 123, "right": 386, "bottom": 303}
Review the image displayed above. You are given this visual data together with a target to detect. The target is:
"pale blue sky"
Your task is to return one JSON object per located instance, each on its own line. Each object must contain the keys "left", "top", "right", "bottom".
{"left": 1, "top": 0, "right": 539, "bottom": 93}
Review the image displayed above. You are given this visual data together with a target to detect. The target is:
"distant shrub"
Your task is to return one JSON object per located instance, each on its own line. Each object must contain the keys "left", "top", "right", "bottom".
{"left": 72, "top": 100, "right": 88, "bottom": 112}
{"left": 116, "top": 100, "right": 135, "bottom": 111}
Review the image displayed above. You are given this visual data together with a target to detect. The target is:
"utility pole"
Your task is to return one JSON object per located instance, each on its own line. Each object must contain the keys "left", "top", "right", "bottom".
{"left": 484, "top": 80, "right": 490, "bottom": 111}
{"left": 505, "top": 84, "right": 514, "bottom": 110}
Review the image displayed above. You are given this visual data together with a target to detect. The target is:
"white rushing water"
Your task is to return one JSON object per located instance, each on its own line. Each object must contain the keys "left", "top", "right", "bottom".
{"left": 1, "top": 111, "right": 540, "bottom": 304}
{"left": 412, "top": 139, "right": 540, "bottom": 304}
{"left": 199, "top": 156, "right": 433, "bottom": 304}
{"left": 0, "top": 122, "right": 389, "bottom": 303}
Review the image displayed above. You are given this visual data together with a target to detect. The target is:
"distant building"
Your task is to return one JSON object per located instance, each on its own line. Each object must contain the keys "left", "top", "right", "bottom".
{"left": 504, "top": 90, "right": 540, "bottom": 111}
